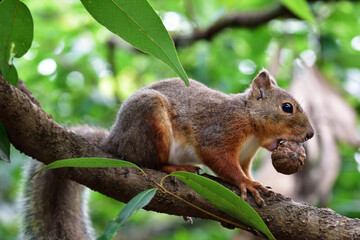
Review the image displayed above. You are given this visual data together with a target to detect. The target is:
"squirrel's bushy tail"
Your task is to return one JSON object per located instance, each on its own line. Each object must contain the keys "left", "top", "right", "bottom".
{"left": 19, "top": 126, "right": 109, "bottom": 239}
{"left": 20, "top": 160, "right": 94, "bottom": 240}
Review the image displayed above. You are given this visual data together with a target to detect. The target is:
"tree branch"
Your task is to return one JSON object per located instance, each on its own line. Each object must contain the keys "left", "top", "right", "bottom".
{"left": 1, "top": 75, "right": 359, "bottom": 239}
{"left": 173, "top": 4, "right": 288, "bottom": 48}
{"left": 108, "top": 4, "right": 292, "bottom": 51}
{"left": 172, "top": 0, "right": 359, "bottom": 47}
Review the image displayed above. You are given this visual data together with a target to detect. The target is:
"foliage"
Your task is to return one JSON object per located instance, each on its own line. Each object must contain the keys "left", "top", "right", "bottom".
{"left": 279, "top": 0, "right": 316, "bottom": 26}
{"left": 330, "top": 144, "right": 360, "bottom": 218}
{"left": 0, "top": 0, "right": 33, "bottom": 86}
{"left": 30, "top": 158, "right": 145, "bottom": 179}
{"left": 167, "top": 172, "right": 274, "bottom": 239}
{"left": 80, "top": 0, "right": 188, "bottom": 85}
{"left": 0, "top": 0, "right": 359, "bottom": 239}
{"left": 98, "top": 188, "right": 157, "bottom": 240}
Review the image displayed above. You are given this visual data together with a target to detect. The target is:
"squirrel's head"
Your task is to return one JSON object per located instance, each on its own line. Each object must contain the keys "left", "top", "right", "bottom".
{"left": 247, "top": 69, "right": 314, "bottom": 151}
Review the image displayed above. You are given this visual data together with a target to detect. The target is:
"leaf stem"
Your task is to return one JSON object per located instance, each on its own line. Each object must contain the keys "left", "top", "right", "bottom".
{"left": 151, "top": 180, "right": 250, "bottom": 230}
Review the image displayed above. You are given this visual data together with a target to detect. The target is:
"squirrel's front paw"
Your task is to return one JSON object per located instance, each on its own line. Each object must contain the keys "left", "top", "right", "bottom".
{"left": 239, "top": 179, "right": 271, "bottom": 207}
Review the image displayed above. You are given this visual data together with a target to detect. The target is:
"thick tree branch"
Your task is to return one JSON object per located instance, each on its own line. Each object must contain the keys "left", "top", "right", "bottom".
{"left": 1, "top": 75, "right": 359, "bottom": 239}
{"left": 0, "top": 76, "right": 112, "bottom": 163}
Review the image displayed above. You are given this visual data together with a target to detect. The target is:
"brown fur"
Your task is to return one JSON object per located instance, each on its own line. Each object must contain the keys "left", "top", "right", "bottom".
{"left": 104, "top": 69, "right": 314, "bottom": 205}
{"left": 21, "top": 161, "right": 93, "bottom": 240}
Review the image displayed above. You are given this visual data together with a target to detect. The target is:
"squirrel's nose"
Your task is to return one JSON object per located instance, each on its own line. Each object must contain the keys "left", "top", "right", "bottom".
{"left": 306, "top": 130, "right": 314, "bottom": 140}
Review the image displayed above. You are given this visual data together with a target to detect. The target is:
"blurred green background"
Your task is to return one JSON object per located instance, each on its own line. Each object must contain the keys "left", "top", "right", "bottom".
{"left": 1, "top": 0, "right": 360, "bottom": 239}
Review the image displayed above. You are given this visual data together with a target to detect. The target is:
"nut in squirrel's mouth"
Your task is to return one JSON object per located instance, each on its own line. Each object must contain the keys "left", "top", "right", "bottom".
{"left": 267, "top": 139, "right": 304, "bottom": 152}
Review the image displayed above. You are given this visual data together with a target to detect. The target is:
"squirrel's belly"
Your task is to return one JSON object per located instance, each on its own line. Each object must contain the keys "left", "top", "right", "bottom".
{"left": 168, "top": 138, "right": 201, "bottom": 165}
{"left": 238, "top": 135, "right": 260, "bottom": 164}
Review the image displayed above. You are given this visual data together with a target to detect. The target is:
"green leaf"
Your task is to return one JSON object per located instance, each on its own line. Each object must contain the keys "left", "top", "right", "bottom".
{"left": 168, "top": 171, "right": 275, "bottom": 240}
{"left": 80, "top": 0, "right": 189, "bottom": 85}
{"left": 97, "top": 188, "right": 157, "bottom": 240}
{"left": 0, "top": 0, "right": 33, "bottom": 85}
{"left": 0, "top": 122, "right": 10, "bottom": 162}
{"left": 279, "top": 0, "right": 317, "bottom": 26}
{"left": 1, "top": 63, "right": 18, "bottom": 86}
{"left": 31, "top": 157, "right": 145, "bottom": 179}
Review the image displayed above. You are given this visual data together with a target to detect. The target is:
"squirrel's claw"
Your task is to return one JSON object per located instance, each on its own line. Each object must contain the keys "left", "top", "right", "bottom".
{"left": 183, "top": 216, "right": 193, "bottom": 224}
{"left": 240, "top": 180, "right": 269, "bottom": 207}
{"left": 240, "top": 191, "right": 247, "bottom": 201}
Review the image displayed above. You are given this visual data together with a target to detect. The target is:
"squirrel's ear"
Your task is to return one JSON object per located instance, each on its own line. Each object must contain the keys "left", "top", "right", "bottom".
{"left": 251, "top": 70, "right": 276, "bottom": 99}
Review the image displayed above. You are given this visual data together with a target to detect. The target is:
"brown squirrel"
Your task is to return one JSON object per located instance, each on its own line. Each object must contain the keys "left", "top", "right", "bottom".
{"left": 21, "top": 69, "right": 313, "bottom": 239}
{"left": 103, "top": 69, "right": 313, "bottom": 204}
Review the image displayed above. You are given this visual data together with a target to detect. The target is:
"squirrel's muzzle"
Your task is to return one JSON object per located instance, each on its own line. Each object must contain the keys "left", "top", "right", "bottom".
{"left": 306, "top": 128, "right": 314, "bottom": 140}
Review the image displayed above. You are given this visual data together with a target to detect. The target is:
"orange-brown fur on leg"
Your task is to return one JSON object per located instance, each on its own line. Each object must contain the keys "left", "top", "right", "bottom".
{"left": 143, "top": 111, "right": 172, "bottom": 169}
{"left": 198, "top": 147, "right": 269, "bottom": 206}
{"left": 104, "top": 90, "right": 173, "bottom": 169}
{"left": 241, "top": 157, "right": 255, "bottom": 180}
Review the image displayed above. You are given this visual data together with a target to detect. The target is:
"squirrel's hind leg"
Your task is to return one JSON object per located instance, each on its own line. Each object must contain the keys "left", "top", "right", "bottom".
{"left": 105, "top": 90, "right": 173, "bottom": 169}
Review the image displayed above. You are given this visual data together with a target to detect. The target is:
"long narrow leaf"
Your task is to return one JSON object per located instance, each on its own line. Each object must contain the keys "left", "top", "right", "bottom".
{"left": 0, "top": 122, "right": 10, "bottom": 162}
{"left": 31, "top": 157, "right": 145, "bottom": 179}
{"left": 97, "top": 188, "right": 157, "bottom": 240}
{"left": 80, "top": 0, "right": 189, "bottom": 85}
{"left": 168, "top": 171, "right": 275, "bottom": 240}
{"left": 279, "top": 0, "right": 316, "bottom": 26}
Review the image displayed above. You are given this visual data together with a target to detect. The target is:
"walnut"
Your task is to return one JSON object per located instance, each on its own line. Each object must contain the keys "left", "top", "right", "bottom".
{"left": 271, "top": 140, "right": 306, "bottom": 175}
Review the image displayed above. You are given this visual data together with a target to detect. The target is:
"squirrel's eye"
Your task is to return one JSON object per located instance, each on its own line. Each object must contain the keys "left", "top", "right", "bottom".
{"left": 281, "top": 102, "right": 293, "bottom": 114}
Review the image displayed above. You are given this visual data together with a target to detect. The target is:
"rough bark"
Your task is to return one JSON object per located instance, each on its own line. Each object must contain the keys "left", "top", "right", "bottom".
{"left": 1, "top": 75, "right": 359, "bottom": 239}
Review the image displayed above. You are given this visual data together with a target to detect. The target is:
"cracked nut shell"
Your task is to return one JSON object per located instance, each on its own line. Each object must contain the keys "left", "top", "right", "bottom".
{"left": 271, "top": 140, "right": 306, "bottom": 175}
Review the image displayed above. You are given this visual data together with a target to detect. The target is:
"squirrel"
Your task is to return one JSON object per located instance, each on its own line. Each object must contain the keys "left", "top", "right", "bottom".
{"left": 103, "top": 69, "right": 314, "bottom": 203}
{"left": 21, "top": 69, "right": 313, "bottom": 239}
